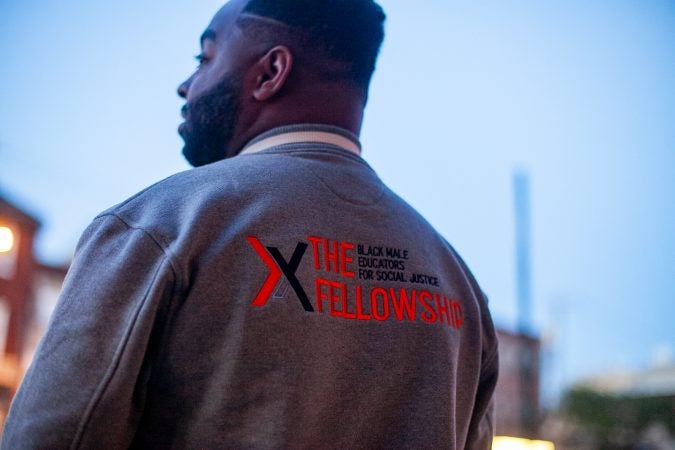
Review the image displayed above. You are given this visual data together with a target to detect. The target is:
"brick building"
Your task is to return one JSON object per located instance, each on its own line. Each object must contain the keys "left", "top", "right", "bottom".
{"left": 494, "top": 329, "right": 542, "bottom": 439}
{"left": 0, "top": 195, "right": 41, "bottom": 420}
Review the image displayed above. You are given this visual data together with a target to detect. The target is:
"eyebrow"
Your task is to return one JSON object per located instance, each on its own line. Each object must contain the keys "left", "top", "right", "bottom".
{"left": 200, "top": 29, "right": 216, "bottom": 45}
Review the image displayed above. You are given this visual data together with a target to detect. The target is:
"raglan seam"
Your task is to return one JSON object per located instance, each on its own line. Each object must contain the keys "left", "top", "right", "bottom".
{"left": 97, "top": 213, "right": 183, "bottom": 288}
{"left": 67, "top": 216, "right": 175, "bottom": 450}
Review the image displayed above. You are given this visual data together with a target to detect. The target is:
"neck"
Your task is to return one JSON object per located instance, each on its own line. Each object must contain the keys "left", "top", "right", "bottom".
{"left": 229, "top": 83, "right": 365, "bottom": 156}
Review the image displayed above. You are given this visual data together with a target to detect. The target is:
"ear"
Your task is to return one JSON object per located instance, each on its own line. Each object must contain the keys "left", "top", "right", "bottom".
{"left": 252, "top": 46, "right": 294, "bottom": 102}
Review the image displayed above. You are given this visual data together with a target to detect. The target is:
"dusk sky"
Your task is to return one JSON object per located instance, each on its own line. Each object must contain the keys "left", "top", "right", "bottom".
{"left": 1, "top": 0, "right": 674, "bottom": 399}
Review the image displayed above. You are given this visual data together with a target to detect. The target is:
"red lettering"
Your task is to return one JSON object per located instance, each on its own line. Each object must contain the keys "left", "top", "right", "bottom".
{"left": 329, "top": 281, "right": 342, "bottom": 317}
{"left": 306, "top": 236, "right": 356, "bottom": 277}
{"left": 342, "top": 283, "right": 357, "bottom": 320}
{"left": 371, "top": 288, "right": 390, "bottom": 322}
{"left": 308, "top": 236, "right": 323, "bottom": 270}
{"left": 356, "top": 285, "right": 371, "bottom": 320}
{"left": 390, "top": 288, "right": 416, "bottom": 322}
{"left": 325, "top": 239, "right": 339, "bottom": 273}
{"left": 452, "top": 301, "right": 463, "bottom": 329}
{"left": 247, "top": 237, "right": 282, "bottom": 308}
{"left": 419, "top": 291, "right": 437, "bottom": 323}
{"left": 436, "top": 294, "right": 451, "bottom": 325}
{"left": 341, "top": 242, "right": 355, "bottom": 278}
{"left": 315, "top": 278, "right": 330, "bottom": 313}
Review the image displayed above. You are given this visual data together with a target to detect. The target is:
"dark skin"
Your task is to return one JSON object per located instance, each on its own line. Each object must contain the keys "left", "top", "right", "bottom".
{"left": 177, "top": 0, "right": 366, "bottom": 159}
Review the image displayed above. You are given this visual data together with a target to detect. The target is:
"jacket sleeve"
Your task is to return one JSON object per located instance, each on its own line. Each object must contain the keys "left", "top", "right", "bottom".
{"left": 465, "top": 346, "right": 499, "bottom": 449}
{"left": 1, "top": 213, "right": 177, "bottom": 450}
{"left": 464, "top": 291, "right": 500, "bottom": 450}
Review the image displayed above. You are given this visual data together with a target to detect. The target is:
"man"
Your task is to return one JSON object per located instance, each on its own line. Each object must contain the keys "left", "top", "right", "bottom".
{"left": 2, "top": 0, "right": 498, "bottom": 448}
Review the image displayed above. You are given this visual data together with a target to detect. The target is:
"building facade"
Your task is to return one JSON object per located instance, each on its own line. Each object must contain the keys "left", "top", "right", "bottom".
{"left": 494, "top": 329, "right": 542, "bottom": 439}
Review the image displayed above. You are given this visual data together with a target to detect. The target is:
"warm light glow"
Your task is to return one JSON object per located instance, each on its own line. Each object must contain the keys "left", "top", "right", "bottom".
{"left": 493, "top": 436, "right": 555, "bottom": 450}
{"left": 0, "top": 227, "right": 15, "bottom": 253}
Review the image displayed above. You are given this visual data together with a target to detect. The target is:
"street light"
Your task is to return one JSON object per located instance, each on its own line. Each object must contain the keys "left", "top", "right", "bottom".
{"left": 0, "top": 226, "right": 15, "bottom": 253}
{"left": 493, "top": 436, "right": 555, "bottom": 450}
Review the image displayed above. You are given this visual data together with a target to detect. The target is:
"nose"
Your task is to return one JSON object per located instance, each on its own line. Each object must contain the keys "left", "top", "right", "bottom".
{"left": 177, "top": 76, "right": 192, "bottom": 99}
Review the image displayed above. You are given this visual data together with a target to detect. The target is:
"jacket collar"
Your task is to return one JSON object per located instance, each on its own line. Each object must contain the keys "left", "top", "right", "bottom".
{"left": 239, "top": 124, "right": 361, "bottom": 156}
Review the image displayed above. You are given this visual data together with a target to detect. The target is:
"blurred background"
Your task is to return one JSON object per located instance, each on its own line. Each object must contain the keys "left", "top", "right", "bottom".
{"left": 1, "top": 0, "right": 674, "bottom": 448}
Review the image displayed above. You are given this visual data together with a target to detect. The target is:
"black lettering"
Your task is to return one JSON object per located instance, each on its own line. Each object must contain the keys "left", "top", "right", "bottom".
{"left": 376, "top": 271, "right": 407, "bottom": 282}
{"left": 268, "top": 243, "right": 314, "bottom": 312}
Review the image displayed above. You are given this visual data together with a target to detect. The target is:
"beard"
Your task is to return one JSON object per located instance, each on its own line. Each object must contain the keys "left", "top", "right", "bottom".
{"left": 179, "top": 73, "right": 242, "bottom": 167}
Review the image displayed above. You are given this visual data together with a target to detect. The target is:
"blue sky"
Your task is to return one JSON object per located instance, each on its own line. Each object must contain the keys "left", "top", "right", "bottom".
{"left": 1, "top": 0, "right": 674, "bottom": 396}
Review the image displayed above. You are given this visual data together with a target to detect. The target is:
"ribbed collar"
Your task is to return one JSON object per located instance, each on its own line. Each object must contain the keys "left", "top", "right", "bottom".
{"left": 239, "top": 124, "right": 362, "bottom": 156}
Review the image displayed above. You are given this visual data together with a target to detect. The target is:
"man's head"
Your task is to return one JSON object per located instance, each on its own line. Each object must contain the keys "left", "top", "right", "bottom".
{"left": 177, "top": 0, "right": 386, "bottom": 167}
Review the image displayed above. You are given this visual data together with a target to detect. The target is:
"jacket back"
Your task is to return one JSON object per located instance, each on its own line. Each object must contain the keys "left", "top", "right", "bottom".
{"left": 3, "top": 144, "right": 498, "bottom": 450}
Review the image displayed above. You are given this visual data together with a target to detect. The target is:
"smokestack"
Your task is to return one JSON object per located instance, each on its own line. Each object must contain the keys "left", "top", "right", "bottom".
{"left": 514, "top": 169, "right": 537, "bottom": 436}
{"left": 514, "top": 170, "right": 532, "bottom": 335}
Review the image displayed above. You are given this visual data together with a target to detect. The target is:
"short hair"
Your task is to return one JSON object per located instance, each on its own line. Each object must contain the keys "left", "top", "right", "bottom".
{"left": 238, "top": 0, "right": 386, "bottom": 91}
